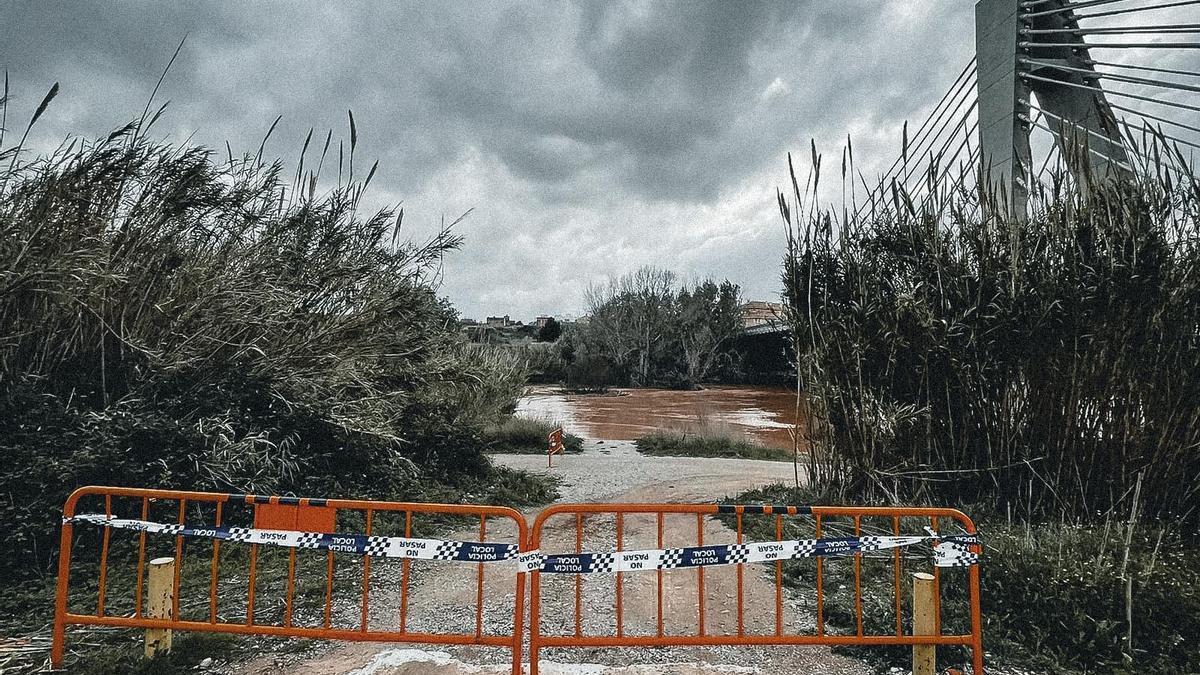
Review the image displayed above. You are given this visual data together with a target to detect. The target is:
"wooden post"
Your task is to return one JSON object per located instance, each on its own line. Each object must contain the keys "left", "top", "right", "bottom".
{"left": 145, "top": 557, "right": 175, "bottom": 659}
{"left": 912, "top": 572, "right": 937, "bottom": 675}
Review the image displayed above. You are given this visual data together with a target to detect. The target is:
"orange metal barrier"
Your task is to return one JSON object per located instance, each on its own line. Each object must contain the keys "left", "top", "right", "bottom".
{"left": 527, "top": 503, "right": 984, "bottom": 674}
{"left": 52, "top": 486, "right": 528, "bottom": 674}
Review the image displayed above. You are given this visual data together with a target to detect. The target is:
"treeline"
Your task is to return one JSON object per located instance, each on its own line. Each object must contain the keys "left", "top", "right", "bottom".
{"left": 527, "top": 267, "right": 744, "bottom": 389}
{"left": 779, "top": 142, "right": 1200, "bottom": 525}
{"left": 0, "top": 101, "right": 544, "bottom": 578}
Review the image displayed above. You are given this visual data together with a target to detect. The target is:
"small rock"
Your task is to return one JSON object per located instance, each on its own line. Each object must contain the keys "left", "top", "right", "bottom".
{"left": 199, "top": 657, "right": 213, "bottom": 668}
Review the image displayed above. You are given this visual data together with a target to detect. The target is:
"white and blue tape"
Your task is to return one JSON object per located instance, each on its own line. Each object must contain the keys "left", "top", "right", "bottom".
{"left": 68, "top": 514, "right": 979, "bottom": 571}
{"left": 66, "top": 514, "right": 518, "bottom": 562}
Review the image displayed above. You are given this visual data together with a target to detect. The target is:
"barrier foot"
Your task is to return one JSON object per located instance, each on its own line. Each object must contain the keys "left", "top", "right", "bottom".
{"left": 145, "top": 557, "right": 175, "bottom": 659}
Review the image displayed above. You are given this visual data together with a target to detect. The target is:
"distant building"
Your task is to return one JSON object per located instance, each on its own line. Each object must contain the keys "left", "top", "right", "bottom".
{"left": 740, "top": 301, "right": 784, "bottom": 329}
{"left": 536, "top": 315, "right": 554, "bottom": 328}
{"left": 486, "top": 315, "right": 511, "bottom": 328}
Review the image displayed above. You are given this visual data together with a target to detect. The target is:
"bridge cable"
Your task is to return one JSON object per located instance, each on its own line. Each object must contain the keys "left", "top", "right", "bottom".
{"left": 1109, "top": 101, "right": 1200, "bottom": 137}
{"left": 917, "top": 123, "right": 981, "bottom": 214}
{"left": 1026, "top": 100, "right": 1200, "bottom": 154}
{"left": 1025, "top": 102, "right": 1196, "bottom": 179}
{"left": 900, "top": 91, "right": 979, "bottom": 188}
{"left": 903, "top": 101, "right": 979, "bottom": 195}
{"left": 853, "top": 76, "right": 975, "bottom": 217}
{"left": 1036, "top": 139, "right": 1063, "bottom": 185}
{"left": 1021, "top": 0, "right": 1198, "bottom": 19}
{"left": 1020, "top": 41, "right": 1200, "bottom": 49}
{"left": 1085, "top": 59, "right": 1200, "bottom": 81}
{"left": 1024, "top": 25, "right": 1200, "bottom": 35}
{"left": 1069, "top": 0, "right": 1200, "bottom": 21}
{"left": 1021, "top": 58, "right": 1200, "bottom": 95}
{"left": 1021, "top": 72, "right": 1200, "bottom": 115}
{"left": 871, "top": 61, "right": 976, "bottom": 187}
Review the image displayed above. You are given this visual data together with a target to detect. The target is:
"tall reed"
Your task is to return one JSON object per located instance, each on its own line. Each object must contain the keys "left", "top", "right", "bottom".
{"left": 0, "top": 97, "right": 529, "bottom": 574}
{"left": 778, "top": 133, "right": 1200, "bottom": 524}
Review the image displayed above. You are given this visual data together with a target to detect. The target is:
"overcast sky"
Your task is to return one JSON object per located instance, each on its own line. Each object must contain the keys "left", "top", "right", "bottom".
{"left": 7, "top": 1, "right": 1186, "bottom": 321}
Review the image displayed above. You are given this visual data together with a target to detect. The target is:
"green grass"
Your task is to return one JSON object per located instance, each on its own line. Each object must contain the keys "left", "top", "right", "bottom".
{"left": 635, "top": 431, "right": 794, "bottom": 462}
{"left": 723, "top": 483, "right": 1200, "bottom": 674}
{"left": 482, "top": 417, "right": 584, "bottom": 455}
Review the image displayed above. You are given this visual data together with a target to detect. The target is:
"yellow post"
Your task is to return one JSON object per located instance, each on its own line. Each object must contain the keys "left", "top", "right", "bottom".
{"left": 912, "top": 572, "right": 937, "bottom": 675}
{"left": 145, "top": 557, "right": 175, "bottom": 659}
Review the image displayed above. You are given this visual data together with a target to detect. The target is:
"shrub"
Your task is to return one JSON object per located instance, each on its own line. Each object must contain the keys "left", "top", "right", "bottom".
{"left": 635, "top": 431, "right": 793, "bottom": 462}
{"left": 481, "top": 416, "right": 584, "bottom": 454}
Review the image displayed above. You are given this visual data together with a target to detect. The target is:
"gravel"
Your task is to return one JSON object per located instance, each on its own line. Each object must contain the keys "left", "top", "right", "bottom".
{"left": 496, "top": 439, "right": 801, "bottom": 504}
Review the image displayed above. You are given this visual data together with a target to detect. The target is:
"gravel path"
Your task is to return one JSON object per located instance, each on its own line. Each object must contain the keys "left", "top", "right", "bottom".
{"left": 230, "top": 441, "right": 869, "bottom": 675}
{"left": 502, "top": 439, "right": 804, "bottom": 503}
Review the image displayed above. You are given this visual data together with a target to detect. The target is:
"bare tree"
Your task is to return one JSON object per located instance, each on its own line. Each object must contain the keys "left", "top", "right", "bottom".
{"left": 677, "top": 279, "right": 742, "bottom": 387}
{"left": 584, "top": 266, "right": 676, "bottom": 386}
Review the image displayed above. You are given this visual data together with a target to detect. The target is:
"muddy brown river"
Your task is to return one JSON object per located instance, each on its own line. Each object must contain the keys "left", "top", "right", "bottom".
{"left": 516, "top": 385, "right": 802, "bottom": 450}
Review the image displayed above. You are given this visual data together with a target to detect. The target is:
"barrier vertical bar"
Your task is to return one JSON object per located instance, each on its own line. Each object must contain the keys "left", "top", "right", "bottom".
{"left": 774, "top": 513, "right": 784, "bottom": 636}
{"left": 510, "top": 514, "right": 528, "bottom": 675}
{"left": 135, "top": 497, "right": 148, "bottom": 618}
{"left": 697, "top": 513, "right": 706, "bottom": 636}
{"left": 476, "top": 513, "right": 486, "bottom": 639}
{"left": 931, "top": 515, "right": 942, "bottom": 636}
{"left": 324, "top": 549, "right": 334, "bottom": 629}
{"left": 400, "top": 510, "right": 411, "bottom": 632}
{"left": 209, "top": 501, "right": 222, "bottom": 623}
{"left": 656, "top": 512, "right": 664, "bottom": 638}
{"left": 246, "top": 541, "right": 259, "bottom": 625}
{"left": 735, "top": 509, "right": 744, "bottom": 638}
{"left": 172, "top": 500, "right": 184, "bottom": 623}
{"left": 285, "top": 549, "right": 297, "bottom": 627}
{"left": 575, "top": 513, "right": 583, "bottom": 638}
{"left": 815, "top": 513, "right": 824, "bottom": 636}
{"left": 893, "top": 515, "right": 902, "bottom": 637}
{"left": 362, "top": 508, "right": 374, "bottom": 632}
{"left": 967, "top": 520, "right": 985, "bottom": 675}
{"left": 854, "top": 515, "right": 864, "bottom": 637}
{"left": 97, "top": 495, "right": 112, "bottom": 617}
{"left": 615, "top": 512, "right": 624, "bottom": 638}
{"left": 50, "top": 494, "right": 76, "bottom": 668}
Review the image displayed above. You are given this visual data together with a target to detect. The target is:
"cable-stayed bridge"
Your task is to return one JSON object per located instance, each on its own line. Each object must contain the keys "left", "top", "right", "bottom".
{"left": 854, "top": 0, "right": 1199, "bottom": 221}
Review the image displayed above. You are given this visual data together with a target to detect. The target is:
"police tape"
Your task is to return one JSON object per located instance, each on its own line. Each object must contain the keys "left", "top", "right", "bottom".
{"left": 67, "top": 514, "right": 979, "bottom": 570}
{"left": 527, "top": 533, "right": 980, "bottom": 573}
{"left": 65, "top": 514, "right": 519, "bottom": 562}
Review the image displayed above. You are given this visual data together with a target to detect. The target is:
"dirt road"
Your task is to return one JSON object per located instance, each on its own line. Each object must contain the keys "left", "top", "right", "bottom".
{"left": 230, "top": 441, "right": 869, "bottom": 675}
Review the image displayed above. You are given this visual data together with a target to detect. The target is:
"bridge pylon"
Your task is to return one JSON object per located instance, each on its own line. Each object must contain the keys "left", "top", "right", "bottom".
{"left": 975, "top": 0, "right": 1131, "bottom": 218}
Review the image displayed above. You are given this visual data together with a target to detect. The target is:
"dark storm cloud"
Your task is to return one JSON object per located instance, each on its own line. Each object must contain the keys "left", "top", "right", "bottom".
{"left": 1, "top": 0, "right": 984, "bottom": 318}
